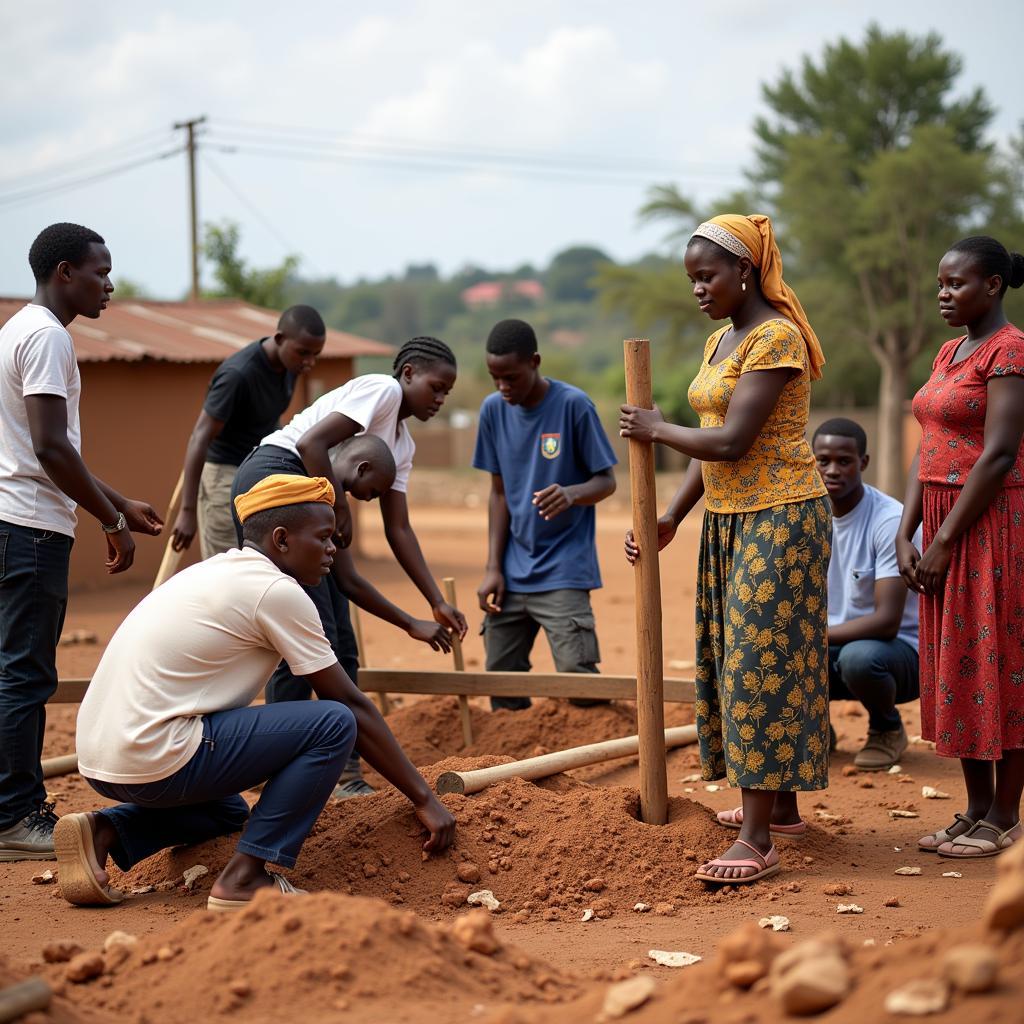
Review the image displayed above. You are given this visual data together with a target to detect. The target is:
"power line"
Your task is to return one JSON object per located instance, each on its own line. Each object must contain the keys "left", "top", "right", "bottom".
{"left": 205, "top": 138, "right": 740, "bottom": 189}
{"left": 0, "top": 128, "right": 178, "bottom": 192}
{"left": 213, "top": 116, "right": 736, "bottom": 177}
{"left": 0, "top": 146, "right": 185, "bottom": 210}
{"left": 201, "top": 152, "right": 325, "bottom": 277}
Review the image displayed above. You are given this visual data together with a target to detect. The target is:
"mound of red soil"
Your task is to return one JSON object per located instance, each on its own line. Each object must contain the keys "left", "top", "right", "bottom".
{"left": 48, "top": 892, "right": 581, "bottom": 1024}
{"left": 112, "top": 759, "right": 832, "bottom": 922}
{"left": 376, "top": 698, "right": 694, "bottom": 774}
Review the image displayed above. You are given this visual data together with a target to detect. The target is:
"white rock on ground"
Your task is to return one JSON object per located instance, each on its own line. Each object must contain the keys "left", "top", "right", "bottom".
{"left": 466, "top": 889, "right": 501, "bottom": 911}
{"left": 600, "top": 975, "right": 657, "bottom": 1020}
{"left": 758, "top": 916, "right": 791, "bottom": 932}
{"left": 648, "top": 950, "right": 701, "bottom": 968}
{"left": 884, "top": 979, "right": 950, "bottom": 1016}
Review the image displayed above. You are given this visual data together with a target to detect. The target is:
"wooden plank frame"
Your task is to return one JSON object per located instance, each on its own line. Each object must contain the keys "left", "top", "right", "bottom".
{"left": 49, "top": 670, "right": 695, "bottom": 705}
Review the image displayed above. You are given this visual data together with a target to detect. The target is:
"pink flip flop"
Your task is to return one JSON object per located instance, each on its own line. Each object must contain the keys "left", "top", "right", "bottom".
{"left": 716, "top": 806, "right": 807, "bottom": 837}
{"left": 694, "top": 839, "right": 781, "bottom": 885}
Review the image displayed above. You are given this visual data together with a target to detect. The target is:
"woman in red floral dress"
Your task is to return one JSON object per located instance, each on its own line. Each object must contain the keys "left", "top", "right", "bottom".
{"left": 897, "top": 235, "right": 1024, "bottom": 858}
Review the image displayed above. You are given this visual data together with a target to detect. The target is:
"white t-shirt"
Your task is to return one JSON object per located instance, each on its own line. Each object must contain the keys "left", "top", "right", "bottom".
{"left": 0, "top": 304, "right": 81, "bottom": 536}
{"left": 260, "top": 374, "right": 415, "bottom": 493}
{"left": 76, "top": 547, "right": 338, "bottom": 784}
{"left": 827, "top": 484, "right": 920, "bottom": 652}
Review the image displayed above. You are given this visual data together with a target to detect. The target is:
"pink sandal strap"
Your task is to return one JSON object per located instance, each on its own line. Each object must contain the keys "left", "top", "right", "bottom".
{"left": 703, "top": 857, "right": 764, "bottom": 871}
{"left": 733, "top": 839, "right": 777, "bottom": 867}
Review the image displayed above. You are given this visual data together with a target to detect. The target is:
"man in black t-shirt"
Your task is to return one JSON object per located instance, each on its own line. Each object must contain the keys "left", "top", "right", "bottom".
{"left": 170, "top": 306, "right": 326, "bottom": 559}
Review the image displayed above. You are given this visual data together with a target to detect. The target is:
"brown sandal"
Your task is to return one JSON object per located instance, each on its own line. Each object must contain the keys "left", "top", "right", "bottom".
{"left": 53, "top": 813, "right": 124, "bottom": 906}
{"left": 918, "top": 813, "right": 975, "bottom": 852}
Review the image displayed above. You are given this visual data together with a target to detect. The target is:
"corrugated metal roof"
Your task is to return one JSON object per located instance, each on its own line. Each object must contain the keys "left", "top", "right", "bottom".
{"left": 0, "top": 297, "right": 394, "bottom": 364}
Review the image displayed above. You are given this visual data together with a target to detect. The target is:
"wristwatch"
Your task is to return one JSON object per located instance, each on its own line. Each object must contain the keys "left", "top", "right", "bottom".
{"left": 101, "top": 511, "right": 127, "bottom": 534}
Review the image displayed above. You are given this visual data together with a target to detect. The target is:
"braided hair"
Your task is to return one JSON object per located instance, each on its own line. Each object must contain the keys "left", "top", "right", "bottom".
{"left": 947, "top": 236, "right": 1024, "bottom": 296}
{"left": 392, "top": 336, "right": 457, "bottom": 378}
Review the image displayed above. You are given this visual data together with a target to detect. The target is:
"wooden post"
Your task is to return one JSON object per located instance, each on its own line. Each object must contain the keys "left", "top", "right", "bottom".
{"left": 351, "top": 604, "right": 391, "bottom": 715}
{"left": 152, "top": 471, "right": 185, "bottom": 590}
{"left": 624, "top": 338, "right": 668, "bottom": 825}
{"left": 443, "top": 577, "right": 474, "bottom": 748}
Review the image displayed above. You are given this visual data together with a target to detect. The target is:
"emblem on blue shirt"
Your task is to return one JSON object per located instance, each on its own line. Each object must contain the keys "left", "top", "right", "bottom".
{"left": 540, "top": 433, "right": 561, "bottom": 459}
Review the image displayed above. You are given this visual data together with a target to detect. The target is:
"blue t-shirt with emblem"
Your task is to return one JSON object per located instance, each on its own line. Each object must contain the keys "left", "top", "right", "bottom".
{"left": 473, "top": 379, "right": 617, "bottom": 592}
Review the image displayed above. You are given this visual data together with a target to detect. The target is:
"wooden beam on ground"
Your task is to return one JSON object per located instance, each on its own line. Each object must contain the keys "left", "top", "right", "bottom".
{"left": 42, "top": 753, "right": 78, "bottom": 778}
{"left": 625, "top": 337, "right": 668, "bottom": 825}
{"left": 442, "top": 577, "right": 474, "bottom": 748}
{"left": 49, "top": 671, "right": 695, "bottom": 705}
{"left": 359, "top": 670, "right": 693, "bottom": 703}
{"left": 51, "top": 679, "right": 90, "bottom": 704}
{"left": 436, "top": 724, "right": 698, "bottom": 796}
{"left": 0, "top": 979, "right": 51, "bottom": 1023}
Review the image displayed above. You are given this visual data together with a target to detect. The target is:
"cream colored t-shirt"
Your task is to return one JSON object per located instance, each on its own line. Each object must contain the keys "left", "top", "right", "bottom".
{"left": 76, "top": 547, "right": 338, "bottom": 784}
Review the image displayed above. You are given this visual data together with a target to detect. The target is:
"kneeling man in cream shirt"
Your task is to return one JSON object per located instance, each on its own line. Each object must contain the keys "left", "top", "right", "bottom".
{"left": 55, "top": 473, "right": 454, "bottom": 910}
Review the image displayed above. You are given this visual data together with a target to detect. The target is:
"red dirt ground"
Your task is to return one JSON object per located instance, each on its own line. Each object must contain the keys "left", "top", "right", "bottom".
{"left": 0, "top": 473, "right": 1010, "bottom": 1021}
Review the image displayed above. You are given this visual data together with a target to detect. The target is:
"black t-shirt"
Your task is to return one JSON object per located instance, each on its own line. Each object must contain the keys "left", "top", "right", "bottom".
{"left": 203, "top": 339, "right": 297, "bottom": 465}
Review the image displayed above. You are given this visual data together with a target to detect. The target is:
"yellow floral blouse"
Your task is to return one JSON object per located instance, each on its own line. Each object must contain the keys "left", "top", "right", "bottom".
{"left": 687, "top": 318, "right": 825, "bottom": 514}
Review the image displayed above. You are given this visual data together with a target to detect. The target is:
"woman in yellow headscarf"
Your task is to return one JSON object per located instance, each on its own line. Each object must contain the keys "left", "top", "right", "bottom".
{"left": 621, "top": 214, "right": 830, "bottom": 885}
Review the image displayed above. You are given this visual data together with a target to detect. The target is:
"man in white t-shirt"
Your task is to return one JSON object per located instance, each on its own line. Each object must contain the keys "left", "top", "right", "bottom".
{"left": 813, "top": 418, "right": 920, "bottom": 771}
{"left": 0, "top": 224, "right": 162, "bottom": 863}
{"left": 232, "top": 338, "right": 467, "bottom": 798}
{"left": 53, "top": 474, "right": 455, "bottom": 909}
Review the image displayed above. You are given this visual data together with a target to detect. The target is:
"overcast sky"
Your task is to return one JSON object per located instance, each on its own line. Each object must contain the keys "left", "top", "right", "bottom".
{"left": 1, "top": 1, "right": 1020, "bottom": 299}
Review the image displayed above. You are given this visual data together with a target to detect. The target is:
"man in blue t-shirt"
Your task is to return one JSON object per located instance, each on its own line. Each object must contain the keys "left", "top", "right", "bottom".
{"left": 813, "top": 418, "right": 920, "bottom": 771}
{"left": 473, "top": 319, "right": 617, "bottom": 710}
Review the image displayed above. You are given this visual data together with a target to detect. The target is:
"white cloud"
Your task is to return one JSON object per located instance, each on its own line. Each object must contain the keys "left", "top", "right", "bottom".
{"left": 360, "top": 26, "right": 670, "bottom": 150}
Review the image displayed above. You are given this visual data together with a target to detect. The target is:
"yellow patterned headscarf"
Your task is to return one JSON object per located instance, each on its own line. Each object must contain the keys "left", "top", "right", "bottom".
{"left": 691, "top": 214, "right": 825, "bottom": 380}
{"left": 233, "top": 474, "right": 336, "bottom": 524}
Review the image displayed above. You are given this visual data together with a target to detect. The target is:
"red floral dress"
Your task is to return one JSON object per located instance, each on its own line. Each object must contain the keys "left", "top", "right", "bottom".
{"left": 911, "top": 323, "right": 1024, "bottom": 759}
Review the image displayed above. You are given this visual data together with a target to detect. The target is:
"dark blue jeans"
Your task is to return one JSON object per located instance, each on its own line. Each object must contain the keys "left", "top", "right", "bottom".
{"left": 828, "top": 638, "right": 920, "bottom": 733}
{"left": 88, "top": 700, "right": 356, "bottom": 870}
{"left": 231, "top": 446, "right": 361, "bottom": 702}
{"left": 0, "top": 520, "right": 73, "bottom": 829}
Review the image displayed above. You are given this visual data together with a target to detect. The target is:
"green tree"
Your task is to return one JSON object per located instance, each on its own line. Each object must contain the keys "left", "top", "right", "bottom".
{"left": 546, "top": 245, "right": 614, "bottom": 302}
{"left": 202, "top": 220, "right": 299, "bottom": 309}
{"left": 755, "top": 25, "right": 999, "bottom": 494}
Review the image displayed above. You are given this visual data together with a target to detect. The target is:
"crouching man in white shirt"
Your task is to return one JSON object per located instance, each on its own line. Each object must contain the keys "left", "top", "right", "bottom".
{"left": 813, "top": 418, "right": 920, "bottom": 771}
{"left": 54, "top": 473, "right": 454, "bottom": 910}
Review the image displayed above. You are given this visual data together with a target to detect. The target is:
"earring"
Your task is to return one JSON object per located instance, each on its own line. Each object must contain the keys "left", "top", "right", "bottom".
{"left": 741, "top": 281, "right": 747, "bottom": 292}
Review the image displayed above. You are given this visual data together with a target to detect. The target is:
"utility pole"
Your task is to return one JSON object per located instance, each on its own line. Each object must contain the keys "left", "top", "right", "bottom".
{"left": 173, "top": 116, "right": 206, "bottom": 301}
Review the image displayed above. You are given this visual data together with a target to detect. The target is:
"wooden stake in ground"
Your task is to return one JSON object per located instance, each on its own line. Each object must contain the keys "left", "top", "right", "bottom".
{"left": 442, "top": 577, "right": 474, "bottom": 748}
{"left": 350, "top": 604, "right": 391, "bottom": 715}
{"left": 151, "top": 470, "right": 185, "bottom": 590}
{"left": 437, "top": 725, "right": 696, "bottom": 796}
{"left": 624, "top": 338, "right": 668, "bottom": 825}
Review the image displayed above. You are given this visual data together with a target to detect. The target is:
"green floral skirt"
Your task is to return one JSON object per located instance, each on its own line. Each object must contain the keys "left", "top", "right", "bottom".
{"left": 694, "top": 496, "right": 831, "bottom": 792}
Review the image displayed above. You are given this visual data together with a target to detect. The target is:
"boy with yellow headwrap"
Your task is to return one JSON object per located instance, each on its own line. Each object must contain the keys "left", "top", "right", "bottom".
{"left": 53, "top": 469, "right": 455, "bottom": 910}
